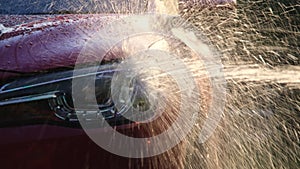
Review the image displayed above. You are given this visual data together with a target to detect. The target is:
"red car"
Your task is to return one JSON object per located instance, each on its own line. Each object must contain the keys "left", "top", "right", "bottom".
{"left": 0, "top": 1, "right": 235, "bottom": 169}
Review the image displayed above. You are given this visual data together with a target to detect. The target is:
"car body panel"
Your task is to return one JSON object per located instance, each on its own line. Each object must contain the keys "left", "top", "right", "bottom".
{"left": 0, "top": 0, "right": 235, "bottom": 167}
{"left": 0, "top": 15, "right": 122, "bottom": 80}
{"left": 0, "top": 13, "right": 185, "bottom": 169}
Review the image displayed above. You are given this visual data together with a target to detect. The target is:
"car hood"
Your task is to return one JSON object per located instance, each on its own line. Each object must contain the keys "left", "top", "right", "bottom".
{"left": 0, "top": 14, "right": 123, "bottom": 80}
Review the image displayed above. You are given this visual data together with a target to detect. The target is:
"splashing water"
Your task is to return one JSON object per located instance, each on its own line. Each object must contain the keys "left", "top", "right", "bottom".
{"left": 100, "top": 1, "right": 299, "bottom": 169}
{"left": 73, "top": 1, "right": 299, "bottom": 168}
{"left": 2, "top": 0, "right": 299, "bottom": 169}
{"left": 180, "top": 1, "right": 299, "bottom": 169}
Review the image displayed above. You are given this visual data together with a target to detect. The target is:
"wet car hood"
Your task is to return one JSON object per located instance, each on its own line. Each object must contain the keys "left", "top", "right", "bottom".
{"left": 0, "top": 14, "right": 124, "bottom": 80}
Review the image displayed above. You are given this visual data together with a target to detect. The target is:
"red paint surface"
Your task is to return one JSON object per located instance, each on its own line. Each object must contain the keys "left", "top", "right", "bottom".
{"left": 0, "top": 14, "right": 122, "bottom": 80}
{"left": 0, "top": 125, "right": 148, "bottom": 169}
